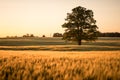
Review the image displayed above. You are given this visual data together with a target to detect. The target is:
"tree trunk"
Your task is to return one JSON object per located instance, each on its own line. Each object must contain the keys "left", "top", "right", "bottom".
{"left": 78, "top": 39, "right": 82, "bottom": 45}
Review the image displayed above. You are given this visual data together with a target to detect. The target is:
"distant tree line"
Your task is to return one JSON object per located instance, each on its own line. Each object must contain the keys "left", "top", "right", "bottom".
{"left": 53, "top": 32, "right": 120, "bottom": 37}
{"left": 4, "top": 32, "right": 120, "bottom": 38}
{"left": 98, "top": 32, "right": 120, "bottom": 37}
{"left": 53, "top": 33, "right": 63, "bottom": 37}
{"left": 23, "top": 34, "right": 34, "bottom": 37}
{"left": 5, "top": 34, "right": 36, "bottom": 38}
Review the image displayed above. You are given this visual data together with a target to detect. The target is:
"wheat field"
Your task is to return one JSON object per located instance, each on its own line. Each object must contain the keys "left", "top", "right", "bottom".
{"left": 0, "top": 51, "right": 120, "bottom": 80}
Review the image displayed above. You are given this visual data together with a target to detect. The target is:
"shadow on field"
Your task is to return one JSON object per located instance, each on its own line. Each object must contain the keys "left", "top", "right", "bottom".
{"left": 0, "top": 45, "right": 120, "bottom": 51}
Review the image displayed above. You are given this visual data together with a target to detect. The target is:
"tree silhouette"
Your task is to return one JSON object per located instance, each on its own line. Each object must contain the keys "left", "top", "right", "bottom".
{"left": 62, "top": 6, "right": 99, "bottom": 45}
{"left": 42, "top": 35, "right": 46, "bottom": 37}
{"left": 53, "top": 33, "right": 63, "bottom": 37}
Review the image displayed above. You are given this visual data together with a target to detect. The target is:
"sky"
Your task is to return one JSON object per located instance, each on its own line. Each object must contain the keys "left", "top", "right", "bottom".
{"left": 0, "top": 0, "right": 120, "bottom": 37}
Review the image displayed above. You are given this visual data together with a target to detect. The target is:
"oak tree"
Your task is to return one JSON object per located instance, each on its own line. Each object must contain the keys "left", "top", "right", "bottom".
{"left": 62, "top": 6, "right": 99, "bottom": 45}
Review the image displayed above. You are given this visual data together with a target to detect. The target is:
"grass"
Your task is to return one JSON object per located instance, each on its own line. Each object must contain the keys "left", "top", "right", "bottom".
{"left": 0, "top": 45, "right": 120, "bottom": 51}
{"left": 0, "top": 37, "right": 120, "bottom": 46}
{"left": 0, "top": 51, "right": 120, "bottom": 80}
{"left": 0, "top": 37, "right": 65, "bottom": 46}
{"left": 0, "top": 37, "right": 120, "bottom": 51}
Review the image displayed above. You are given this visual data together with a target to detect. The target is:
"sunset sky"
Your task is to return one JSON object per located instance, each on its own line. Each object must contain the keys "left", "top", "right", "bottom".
{"left": 0, "top": 0, "right": 120, "bottom": 37}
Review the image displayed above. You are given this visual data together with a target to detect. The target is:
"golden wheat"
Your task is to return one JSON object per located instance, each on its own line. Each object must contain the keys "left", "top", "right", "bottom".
{"left": 0, "top": 51, "right": 120, "bottom": 80}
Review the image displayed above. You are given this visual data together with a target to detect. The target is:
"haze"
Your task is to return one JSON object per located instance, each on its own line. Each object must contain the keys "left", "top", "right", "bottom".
{"left": 0, "top": 0, "right": 120, "bottom": 37}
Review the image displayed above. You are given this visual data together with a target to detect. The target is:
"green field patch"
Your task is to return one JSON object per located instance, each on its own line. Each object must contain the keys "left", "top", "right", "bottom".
{"left": 0, "top": 45, "right": 119, "bottom": 51}
{"left": 0, "top": 37, "right": 120, "bottom": 51}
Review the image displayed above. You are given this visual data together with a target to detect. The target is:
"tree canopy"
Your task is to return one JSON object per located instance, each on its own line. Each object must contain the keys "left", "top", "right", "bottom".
{"left": 62, "top": 6, "right": 99, "bottom": 45}
{"left": 53, "top": 33, "right": 63, "bottom": 37}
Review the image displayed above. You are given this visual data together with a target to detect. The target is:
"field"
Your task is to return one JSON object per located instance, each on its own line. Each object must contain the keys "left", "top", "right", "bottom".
{"left": 0, "top": 37, "right": 120, "bottom": 80}
{"left": 0, "top": 51, "right": 120, "bottom": 80}
{"left": 0, "top": 37, "right": 120, "bottom": 51}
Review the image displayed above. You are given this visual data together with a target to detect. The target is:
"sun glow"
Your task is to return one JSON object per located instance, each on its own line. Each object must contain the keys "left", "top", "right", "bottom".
{"left": 0, "top": 0, "right": 120, "bottom": 37}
